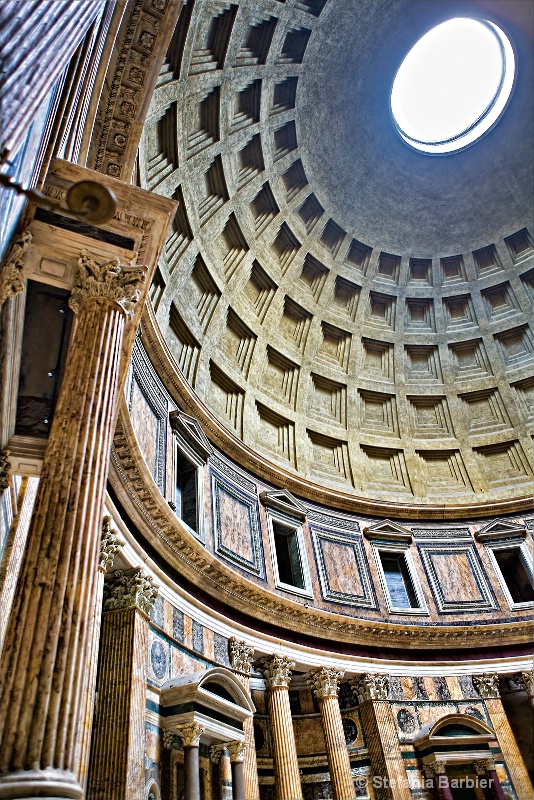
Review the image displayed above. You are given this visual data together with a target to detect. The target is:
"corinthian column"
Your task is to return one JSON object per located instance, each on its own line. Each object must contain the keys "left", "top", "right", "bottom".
{"left": 473, "top": 674, "right": 534, "bottom": 800}
{"left": 307, "top": 668, "right": 355, "bottom": 800}
{"left": 257, "top": 655, "right": 303, "bottom": 800}
{"left": 517, "top": 669, "right": 534, "bottom": 709}
{"left": 0, "top": 252, "right": 146, "bottom": 799}
{"left": 352, "top": 674, "right": 411, "bottom": 800}
{"left": 228, "top": 742, "right": 247, "bottom": 800}
{"left": 229, "top": 638, "right": 260, "bottom": 799}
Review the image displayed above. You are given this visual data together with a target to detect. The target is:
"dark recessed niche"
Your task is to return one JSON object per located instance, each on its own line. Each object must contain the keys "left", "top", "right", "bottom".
{"left": 345, "top": 238, "right": 372, "bottom": 271}
{"left": 187, "top": 86, "right": 220, "bottom": 155}
{"left": 273, "top": 120, "right": 298, "bottom": 160}
{"left": 166, "top": 185, "right": 193, "bottom": 270}
{"left": 272, "top": 223, "right": 301, "bottom": 270}
{"left": 237, "top": 133, "right": 265, "bottom": 187}
{"left": 278, "top": 27, "right": 311, "bottom": 64}
{"left": 296, "top": 193, "right": 324, "bottom": 233}
{"left": 198, "top": 155, "right": 229, "bottom": 224}
{"left": 250, "top": 182, "right": 279, "bottom": 233}
{"left": 377, "top": 252, "right": 400, "bottom": 282}
{"left": 235, "top": 15, "right": 277, "bottom": 66}
{"left": 505, "top": 228, "right": 533, "bottom": 262}
{"left": 189, "top": 4, "right": 237, "bottom": 74}
{"left": 440, "top": 254, "right": 466, "bottom": 284}
{"left": 232, "top": 79, "right": 262, "bottom": 129}
{"left": 296, "top": 0, "right": 327, "bottom": 16}
{"left": 409, "top": 258, "right": 432, "bottom": 284}
{"left": 272, "top": 76, "right": 298, "bottom": 114}
{"left": 150, "top": 267, "right": 166, "bottom": 311}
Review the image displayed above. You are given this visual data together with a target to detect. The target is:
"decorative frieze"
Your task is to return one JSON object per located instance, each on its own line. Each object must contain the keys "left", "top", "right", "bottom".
{"left": 69, "top": 249, "right": 146, "bottom": 316}
{"left": 352, "top": 673, "right": 389, "bottom": 702}
{"left": 472, "top": 673, "right": 500, "bottom": 699}
{"left": 307, "top": 667, "right": 344, "bottom": 699}
{"left": 103, "top": 567, "right": 158, "bottom": 614}
{"left": 258, "top": 654, "right": 295, "bottom": 688}
{"left": 0, "top": 230, "right": 31, "bottom": 306}
{"left": 98, "top": 515, "right": 125, "bottom": 573}
{"left": 229, "top": 638, "right": 254, "bottom": 674}
{"left": 176, "top": 722, "right": 205, "bottom": 747}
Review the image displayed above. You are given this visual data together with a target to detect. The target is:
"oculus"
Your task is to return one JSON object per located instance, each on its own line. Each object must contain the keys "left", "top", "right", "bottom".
{"left": 391, "top": 18, "right": 515, "bottom": 154}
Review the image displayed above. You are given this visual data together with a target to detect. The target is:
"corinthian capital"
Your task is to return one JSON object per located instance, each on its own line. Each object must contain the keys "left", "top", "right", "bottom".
{"left": 517, "top": 669, "right": 534, "bottom": 700}
{"left": 69, "top": 249, "right": 146, "bottom": 316}
{"left": 228, "top": 741, "right": 247, "bottom": 762}
{"left": 229, "top": 638, "right": 254, "bottom": 674}
{"left": 307, "top": 667, "right": 345, "bottom": 699}
{"left": 103, "top": 567, "right": 158, "bottom": 614}
{"left": 0, "top": 229, "right": 31, "bottom": 306}
{"left": 352, "top": 673, "right": 389, "bottom": 702}
{"left": 0, "top": 449, "right": 11, "bottom": 493}
{"left": 472, "top": 673, "right": 500, "bottom": 699}
{"left": 257, "top": 654, "right": 295, "bottom": 688}
{"left": 176, "top": 722, "right": 204, "bottom": 747}
{"left": 98, "top": 516, "right": 125, "bottom": 573}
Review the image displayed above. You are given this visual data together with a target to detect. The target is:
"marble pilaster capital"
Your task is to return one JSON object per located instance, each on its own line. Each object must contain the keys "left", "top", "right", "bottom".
{"left": 0, "top": 229, "right": 31, "bottom": 305}
{"left": 68, "top": 249, "right": 146, "bottom": 317}
{"left": 228, "top": 741, "right": 247, "bottom": 763}
{"left": 424, "top": 762, "right": 446, "bottom": 776}
{"left": 162, "top": 731, "right": 182, "bottom": 750}
{"left": 98, "top": 516, "right": 125, "bottom": 573}
{"left": 307, "top": 667, "right": 345, "bottom": 699}
{"left": 176, "top": 722, "right": 204, "bottom": 748}
{"left": 229, "top": 638, "right": 254, "bottom": 674}
{"left": 257, "top": 654, "right": 295, "bottom": 688}
{"left": 0, "top": 449, "right": 11, "bottom": 493}
{"left": 351, "top": 673, "right": 389, "bottom": 702}
{"left": 102, "top": 567, "right": 158, "bottom": 614}
{"left": 473, "top": 758, "right": 496, "bottom": 775}
{"left": 472, "top": 673, "right": 500, "bottom": 699}
{"left": 517, "top": 669, "right": 534, "bottom": 698}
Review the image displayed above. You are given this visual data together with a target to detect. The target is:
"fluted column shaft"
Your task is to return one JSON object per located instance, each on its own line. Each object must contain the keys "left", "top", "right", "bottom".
{"left": 229, "top": 638, "right": 260, "bottom": 800}
{"left": 319, "top": 695, "right": 355, "bottom": 800}
{"left": 0, "top": 259, "right": 141, "bottom": 798}
{"left": 473, "top": 674, "right": 534, "bottom": 800}
{"left": 268, "top": 687, "right": 303, "bottom": 800}
{"left": 352, "top": 675, "right": 411, "bottom": 800}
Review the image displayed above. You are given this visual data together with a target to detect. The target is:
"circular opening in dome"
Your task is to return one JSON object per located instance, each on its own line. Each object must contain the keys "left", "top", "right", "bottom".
{"left": 390, "top": 18, "right": 515, "bottom": 155}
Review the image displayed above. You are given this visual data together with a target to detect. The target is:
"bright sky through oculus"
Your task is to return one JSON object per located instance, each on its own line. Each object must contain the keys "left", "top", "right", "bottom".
{"left": 391, "top": 18, "right": 515, "bottom": 154}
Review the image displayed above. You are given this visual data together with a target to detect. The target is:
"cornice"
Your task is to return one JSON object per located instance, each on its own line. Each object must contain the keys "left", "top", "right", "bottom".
{"left": 109, "top": 401, "right": 533, "bottom": 651}
{"left": 138, "top": 303, "right": 532, "bottom": 520}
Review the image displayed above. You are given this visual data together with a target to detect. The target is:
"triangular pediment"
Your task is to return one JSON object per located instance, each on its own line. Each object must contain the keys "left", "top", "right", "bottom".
{"left": 260, "top": 490, "right": 307, "bottom": 520}
{"left": 169, "top": 409, "right": 213, "bottom": 461}
{"left": 475, "top": 518, "right": 526, "bottom": 542}
{"left": 363, "top": 519, "right": 412, "bottom": 542}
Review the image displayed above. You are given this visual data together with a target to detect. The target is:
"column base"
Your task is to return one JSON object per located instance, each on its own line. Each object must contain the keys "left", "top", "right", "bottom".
{"left": 0, "top": 769, "right": 83, "bottom": 799}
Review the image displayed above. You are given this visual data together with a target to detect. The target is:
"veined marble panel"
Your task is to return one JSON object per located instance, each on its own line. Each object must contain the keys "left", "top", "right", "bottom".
{"left": 418, "top": 543, "right": 496, "bottom": 613}
{"left": 212, "top": 470, "right": 265, "bottom": 577}
{"left": 311, "top": 527, "right": 376, "bottom": 608}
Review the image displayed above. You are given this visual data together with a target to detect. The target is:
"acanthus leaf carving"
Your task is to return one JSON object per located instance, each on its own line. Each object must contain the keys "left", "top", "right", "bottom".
{"left": 229, "top": 638, "right": 254, "bottom": 674}
{"left": 103, "top": 567, "right": 158, "bottom": 614}
{"left": 307, "top": 667, "right": 345, "bottom": 699}
{"left": 175, "top": 722, "right": 204, "bottom": 747}
{"left": 0, "top": 230, "right": 31, "bottom": 306}
{"left": 257, "top": 654, "right": 295, "bottom": 689}
{"left": 472, "top": 673, "right": 500, "bottom": 699}
{"left": 69, "top": 249, "right": 146, "bottom": 317}
{"left": 99, "top": 515, "right": 125, "bottom": 573}
{"left": 351, "top": 673, "right": 389, "bottom": 702}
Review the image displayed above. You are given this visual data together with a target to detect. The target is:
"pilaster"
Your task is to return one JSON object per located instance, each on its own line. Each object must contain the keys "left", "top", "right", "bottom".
{"left": 229, "top": 638, "right": 259, "bottom": 800}
{"left": 352, "top": 674, "right": 411, "bottom": 800}
{"left": 87, "top": 568, "right": 158, "bottom": 800}
{"left": 473, "top": 673, "right": 534, "bottom": 800}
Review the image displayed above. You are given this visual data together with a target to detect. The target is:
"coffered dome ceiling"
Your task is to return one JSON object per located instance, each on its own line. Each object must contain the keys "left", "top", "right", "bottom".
{"left": 139, "top": 0, "right": 534, "bottom": 510}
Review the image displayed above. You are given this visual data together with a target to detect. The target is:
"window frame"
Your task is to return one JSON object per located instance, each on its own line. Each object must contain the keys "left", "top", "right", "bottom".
{"left": 266, "top": 509, "right": 313, "bottom": 598}
{"left": 371, "top": 540, "right": 428, "bottom": 615}
{"left": 171, "top": 431, "right": 206, "bottom": 543}
{"left": 484, "top": 539, "right": 534, "bottom": 611}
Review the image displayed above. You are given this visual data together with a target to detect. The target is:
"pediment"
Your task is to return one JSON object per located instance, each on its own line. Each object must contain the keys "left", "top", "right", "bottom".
{"left": 260, "top": 489, "right": 307, "bottom": 520}
{"left": 169, "top": 409, "right": 213, "bottom": 461}
{"left": 475, "top": 518, "right": 526, "bottom": 542}
{"left": 363, "top": 519, "right": 412, "bottom": 543}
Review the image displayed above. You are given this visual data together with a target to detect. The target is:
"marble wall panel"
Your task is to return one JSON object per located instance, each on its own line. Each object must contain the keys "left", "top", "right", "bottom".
{"left": 212, "top": 470, "right": 265, "bottom": 577}
{"left": 418, "top": 542, "right": 496, "bottom": 612}
{"left": 130, "top": 379, "right": 159, "bottom": 477}
{"left": 311, "top": 527, "right": 376, "bottom": 608}
{"left": 293, "top": 717, "right": 326, "bottom": 756}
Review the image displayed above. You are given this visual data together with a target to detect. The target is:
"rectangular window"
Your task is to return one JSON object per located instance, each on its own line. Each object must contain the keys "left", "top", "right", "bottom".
{"left": 268, "top": 514, "right": 312, "bottom": 596}
{"left": 175, "top": 449, "right": 198, "bottom": 533}
{"left": 379, "top": 552, "right": 419, "bottom": 609}
{"left": 487, "top": 542, "right": 534, "bottom": 609}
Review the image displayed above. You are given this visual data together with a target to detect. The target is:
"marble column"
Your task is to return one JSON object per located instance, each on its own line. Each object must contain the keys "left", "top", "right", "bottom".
{"left": 77, "top": 517, "right": 124, "bottom": 788}
{"left": 212, "top": 745, "right": 232, "bottom": 800}
{"left": 474, "top": 759, "right": 506, "bottom": 800}
{"left": 228, "top": 742, "right": 246, "bottom": 800}
{"left": 177, "top": 723, "right": 205, "bottom": 800}
{"left": 352, "top": 675, "right": 411, "bottom": 800}
{"left": 229, "top": 638, "right": 260, "bottom": 799}
{"left": 86, "top": 568, "right": 158, "bottom": 800}
{"left": 258, "top": 655, "right": 303, "bottom": 800}
{"left": 425, "top": 763, "right": 453, "bottom": 800}
{"left": 307, "top": 667, "right": 355, "bottom": 800}
{"left": 473, "top": 673, "right": 534, "bottom": 800}
{"left": 0, "top": 252, "right": 146, "bottom": 799}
